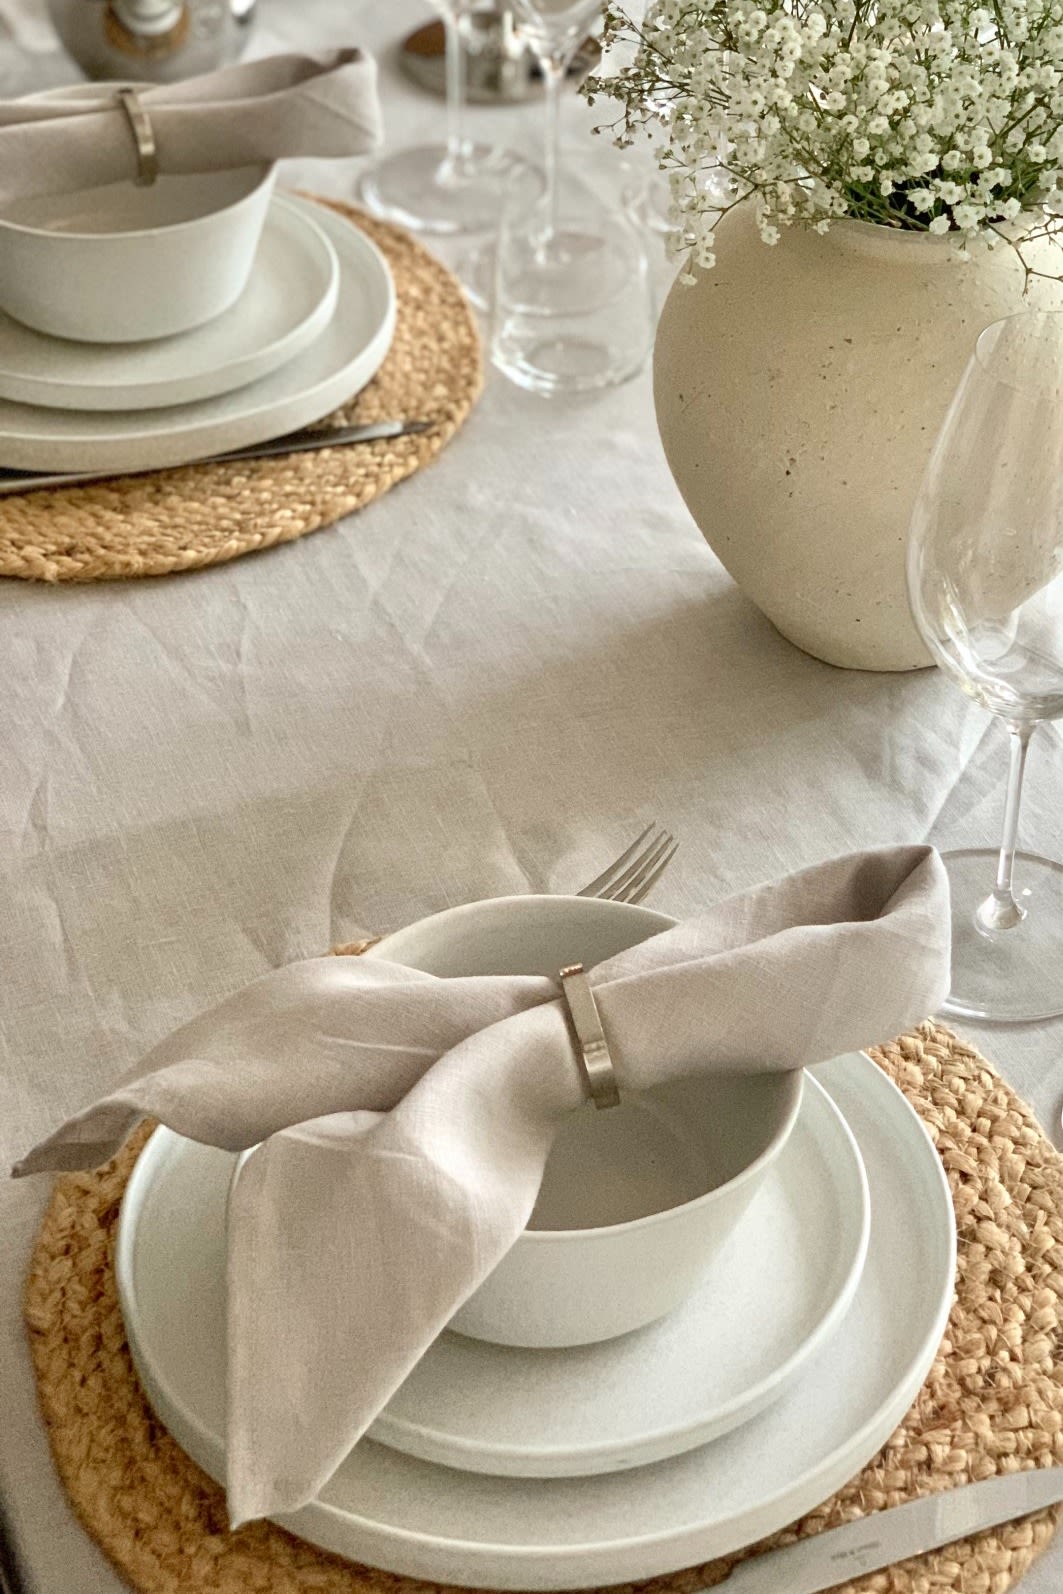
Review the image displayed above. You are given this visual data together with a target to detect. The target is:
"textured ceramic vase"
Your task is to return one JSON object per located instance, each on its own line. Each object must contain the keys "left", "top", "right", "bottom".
{"left": 654, "top": 203, "right": 1063, "bottom": 670}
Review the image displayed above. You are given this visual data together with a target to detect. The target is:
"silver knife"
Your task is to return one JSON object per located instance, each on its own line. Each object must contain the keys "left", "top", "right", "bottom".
{"left": 720, "top": 1467, "right": 1063, "bottom": 1592}
{"left": 0, "top": 418, "right": 432, "bottom": 497}
{"left": 0, "top": 1493, "right": 28, "bottom": 1594}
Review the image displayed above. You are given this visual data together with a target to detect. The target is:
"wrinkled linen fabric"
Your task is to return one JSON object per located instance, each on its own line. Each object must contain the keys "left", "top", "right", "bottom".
{"left": 0, "top": 50, "right": 380, "bottom": 202}
{"left": 15, "top": 845, "right": 951, "bottom": 1525}
{"left": 0, "top": 0, "right": 55, "bottom": 53}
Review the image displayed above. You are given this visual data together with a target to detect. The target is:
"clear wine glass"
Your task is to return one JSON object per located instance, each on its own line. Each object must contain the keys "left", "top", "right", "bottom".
{"left": 358, "top": 2, "right": 537, "bottom": 236}
{"left": 510, "top": 0, "right": 606, "bottom": 261}
{"left": 489, "top": 0, "right": 655, "bottom": 392}
{"left": 907, "top": 309, "right": 1063, "bottom": 1022}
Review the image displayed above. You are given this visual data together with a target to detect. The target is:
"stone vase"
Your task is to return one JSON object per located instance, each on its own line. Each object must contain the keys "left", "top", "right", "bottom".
{"left": 654, "top": 203, "right": 1063, "bottom": 670}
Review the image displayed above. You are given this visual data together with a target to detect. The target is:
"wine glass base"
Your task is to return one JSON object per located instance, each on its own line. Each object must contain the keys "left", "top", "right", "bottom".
{"left": 939, "top": 847, "right": 1063, "bottom": 1022}
{"left": 493, "top": 334, "right": 646, "bottom": 395}
{"left": 358, "top": 144, "right": 538, "bottom": 236}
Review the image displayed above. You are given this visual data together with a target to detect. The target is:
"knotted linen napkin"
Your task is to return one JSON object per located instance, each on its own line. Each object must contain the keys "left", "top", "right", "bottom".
{"left": 0, "top": 50, "right": 381, "bottom": 205}
{"left": 15, "top": 845, "right": 950, "bottom": 1525}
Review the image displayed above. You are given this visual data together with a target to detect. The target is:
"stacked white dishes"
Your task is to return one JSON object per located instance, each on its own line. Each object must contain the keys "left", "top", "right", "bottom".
{"left": 0, "top": 86, "right": 396, "bottom": 475}
{"left": 115, "top": 894, "right": 957, "bottom": 1589}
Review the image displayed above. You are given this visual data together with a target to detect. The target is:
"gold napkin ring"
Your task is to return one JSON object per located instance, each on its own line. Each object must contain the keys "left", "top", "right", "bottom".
{"left": 115, "top": 87, "right": 158, "bottom": 187}
{"left": 559, "top": 964, "right": 621, "bottom": 1110}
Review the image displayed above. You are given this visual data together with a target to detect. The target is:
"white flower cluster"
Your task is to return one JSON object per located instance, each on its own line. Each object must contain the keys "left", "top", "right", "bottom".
{"left": 589, "top": 0, "right": 1063, "bottom": 275}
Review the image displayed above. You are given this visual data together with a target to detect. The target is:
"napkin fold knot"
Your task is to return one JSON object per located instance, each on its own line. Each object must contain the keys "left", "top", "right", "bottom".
{"left": 0, "top": 49, "right": 382, "bottom": 205}
{"left": 15, "top": 844, "right": 950, "bottom": 1525}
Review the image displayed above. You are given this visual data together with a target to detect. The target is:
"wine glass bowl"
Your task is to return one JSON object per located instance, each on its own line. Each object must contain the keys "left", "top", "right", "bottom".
{"left": 908, "top": 309, "right": 1063, "bottom": 1019}
{"left": 358, "top": 1, "right": 538, "bottom": 236}
{"left": 510, "top": 0, "right": 603, "bottom": 57}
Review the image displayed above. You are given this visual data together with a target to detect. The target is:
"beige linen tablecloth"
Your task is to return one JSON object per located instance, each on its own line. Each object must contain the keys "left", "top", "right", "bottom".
{"left": 2, "top": 3, "right": 1063, "bottom": 1591}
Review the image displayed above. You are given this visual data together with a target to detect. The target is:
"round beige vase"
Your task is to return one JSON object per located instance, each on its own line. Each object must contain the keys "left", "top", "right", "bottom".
{"left": 654, "top": 203, "right": 1063, "bottom": 671}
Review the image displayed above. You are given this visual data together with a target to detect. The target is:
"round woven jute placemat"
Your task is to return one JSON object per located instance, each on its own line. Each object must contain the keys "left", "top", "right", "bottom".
{"left": 0, "top": 198, "right": 481, "bottom": 584}
{"left": 23, "top": 1020, "right": 1063, "bottom": 1593}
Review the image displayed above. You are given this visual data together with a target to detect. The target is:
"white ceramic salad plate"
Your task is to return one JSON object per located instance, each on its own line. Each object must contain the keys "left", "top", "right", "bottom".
{"left": 115, "top": 1052, "right": 955, "bottom": 1590}
{"left": 0, "top": 197, "right": 339, "bottom": 411}
{"left": 372, "top": 1072, "right": 869, "bottom": 1476}
{"left": 0, "top": 195, "right": 395, "bottom": 472}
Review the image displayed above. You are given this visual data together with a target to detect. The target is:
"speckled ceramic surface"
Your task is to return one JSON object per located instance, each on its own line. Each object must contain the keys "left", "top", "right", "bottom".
{"left": 654, "top": 204, "right": 1063, "bottom": 671}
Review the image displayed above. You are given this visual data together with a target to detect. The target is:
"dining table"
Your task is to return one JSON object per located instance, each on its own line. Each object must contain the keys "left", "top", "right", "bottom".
{"left": 2, "top": 1, "right": 1063, "bottom": 1591}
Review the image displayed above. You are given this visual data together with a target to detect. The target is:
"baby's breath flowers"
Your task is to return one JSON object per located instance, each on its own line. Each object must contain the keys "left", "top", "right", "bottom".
{"left": 585, "top": 0, "right": 1063, "bottom": 281}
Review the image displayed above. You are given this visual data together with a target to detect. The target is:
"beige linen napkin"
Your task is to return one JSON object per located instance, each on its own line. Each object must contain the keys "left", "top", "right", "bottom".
{"left": 0, "top": 50, "right": 381, "bottom": 204}
{"left": 16, "top": 845, "right": 950, "bottom": 1525}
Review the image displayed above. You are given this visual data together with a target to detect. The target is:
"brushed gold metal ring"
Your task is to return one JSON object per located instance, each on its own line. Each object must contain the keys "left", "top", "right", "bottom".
{"left": 115, "top": 86, "right": 158, "bottom": 187}
{"left": 558, "top": 963, "right": 620, "bottom": 1110}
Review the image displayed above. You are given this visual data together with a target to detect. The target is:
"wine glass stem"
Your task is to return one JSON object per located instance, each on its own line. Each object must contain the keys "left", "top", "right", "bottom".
{"left": 977, "top": 722, "right": 1035, "bottom": 934}
{"left": 443, "top": 15, "right": 473, "bottom": 179}
{"left": 541, "top": 55, "right": 566, "bottom": 242}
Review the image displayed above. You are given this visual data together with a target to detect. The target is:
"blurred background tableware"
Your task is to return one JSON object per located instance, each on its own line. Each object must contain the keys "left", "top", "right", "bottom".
{"left": 0, "top": 194, "right": 396, "bottom": 471}
{"left": 46, "top": 0, "right": 255, "bottom": 83}
{"left": 358, "top": 1, "right": 538, "bottom": 234}
{"left": 0, "top": 160, "right": 273, "bottom": 340}
{"left": 510, "top": 0, "right": 601, "bottom": 212}
{"left": 366, "top": 894, "right": 803, "bottom": 1348}
{"left": 487, "top": 0, "right": 654, "bottom": 392}
{"left": 509, "top": 0, "right": 619, "bottom": 247}
{"left": 0, "top": 52, "right": 380, "bottom": 344}
{"left": 401, "top": 5, "right": 535, "bottom": 104}
{"left": 621, "top": 159, "right": 672, "bottom": 236}
{"left": 398, "top": 7, "right": 600, "bottom": 104}
{"left": 908, "top": 308, "right": 1063, "bottom": 1022}
{"left": 490, "top": 170, "right": 653, "bottom": 394}
{"left": 0, "top": 190, "right": 338, "bottom": 406}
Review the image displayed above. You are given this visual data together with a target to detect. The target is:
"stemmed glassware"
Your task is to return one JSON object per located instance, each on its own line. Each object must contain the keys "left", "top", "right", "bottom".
{"left": 510, "top": 0, "right": 607, "bottom": 260}
{"left": 907, "top": 309, "right": 1063, "bottom": 1021}
{"left": 359, "top": 2, "right": 535, "bottom": 235}
{"left": 490, "top": 0, "right": 655, "bottom": 393}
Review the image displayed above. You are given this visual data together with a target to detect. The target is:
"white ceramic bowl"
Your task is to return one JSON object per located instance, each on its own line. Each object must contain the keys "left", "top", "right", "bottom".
{"left": 0, "top": 84, "right": 275, "bottom": 342}
{"left": 367, "top": 895, "right": 804, "bottom": 1348}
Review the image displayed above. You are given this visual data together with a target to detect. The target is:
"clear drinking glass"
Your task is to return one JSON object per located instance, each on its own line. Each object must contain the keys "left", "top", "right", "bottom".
{"left": 490, "top": 0, "right": 653, "bottom": 392}
{"left": 491, "top": 172, "right": 654, "bottom": 393}
{"left": 358, "top": 2, "right": 536, "bottom": 235}
{"left": 907, "top": 309, "right": 1063, "bottom": 1021}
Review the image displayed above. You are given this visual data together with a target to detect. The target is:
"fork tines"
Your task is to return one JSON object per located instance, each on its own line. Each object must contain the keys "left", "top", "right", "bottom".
{"left": 577, "top": 824, "right": 678, "bottom": 905}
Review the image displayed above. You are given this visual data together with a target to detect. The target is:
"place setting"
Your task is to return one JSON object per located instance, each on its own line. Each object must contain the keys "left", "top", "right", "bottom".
{"left": 8, "top": 4, "right": 1063, "bottom": 1594}
{"left": 15, "top": 837, "right": 1063, "bottom": 1594}
{"left": 0, "top": 48, "right": 482, "bottom": 580}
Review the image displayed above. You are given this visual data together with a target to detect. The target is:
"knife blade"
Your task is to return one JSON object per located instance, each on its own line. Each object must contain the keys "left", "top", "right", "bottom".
{"left": 0, "top": 1493, "right": 28, "bottom": 1594}
{"left": 0, "top": 418, "right": 432, "bottom": 497}
{"left": 719, "top": 1467, "right": 1063, "bottom": 1593}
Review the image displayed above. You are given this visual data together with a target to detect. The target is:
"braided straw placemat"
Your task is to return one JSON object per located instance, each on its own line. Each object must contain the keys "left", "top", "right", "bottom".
{"left": 0, "top": 198, "right": 481, "bottom": 584}
{"left": 23, "top": 1020, "right": 1063, "bottom": 1593}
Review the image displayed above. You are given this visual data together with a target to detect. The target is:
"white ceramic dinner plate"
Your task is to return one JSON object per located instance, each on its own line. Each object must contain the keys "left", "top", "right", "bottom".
{"left": 0, "top": 195, "right": 395, "bottom": 472}
{"left": 0, "top": 196, "right": 339, "bottom": 411}
{"left": 371, "top": 1074, "right": 869, "bottom": 1476}
{"left": 115, "top": 1052, "right": 955, "bottom": 1590}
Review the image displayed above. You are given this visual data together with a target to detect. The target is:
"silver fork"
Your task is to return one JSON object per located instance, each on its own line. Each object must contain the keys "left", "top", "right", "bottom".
{"left": 576, "top": 824, "right": 678, "bottom": 905}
